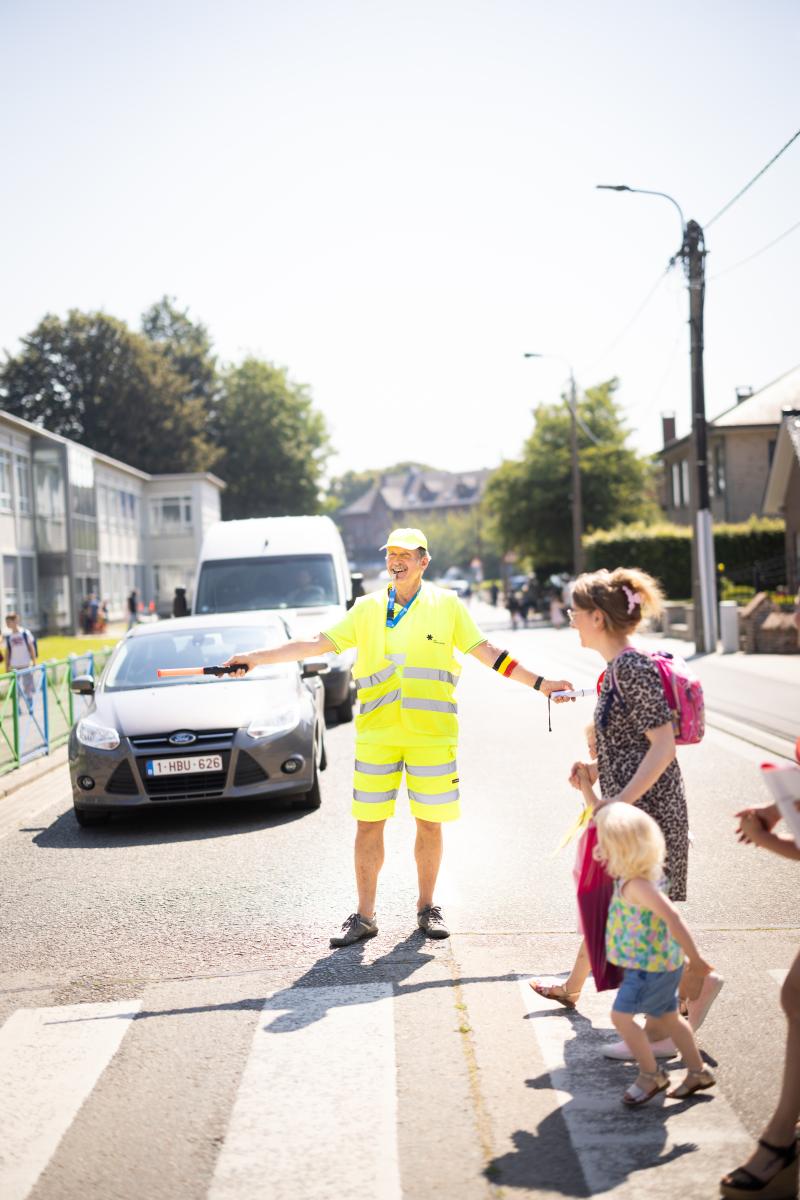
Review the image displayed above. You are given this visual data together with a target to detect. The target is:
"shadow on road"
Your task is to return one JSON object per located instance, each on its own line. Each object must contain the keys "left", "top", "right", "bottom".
{"left": 486, "top": 1007, "right": 703, "bottom": 1195}
{"left": 30, "top": 798, "right": 308, "bottom": 849}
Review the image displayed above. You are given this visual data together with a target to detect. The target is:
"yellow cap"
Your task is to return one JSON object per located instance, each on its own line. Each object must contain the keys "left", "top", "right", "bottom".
{"left": 380, "top": 527, "right": 429, "bottom": 553}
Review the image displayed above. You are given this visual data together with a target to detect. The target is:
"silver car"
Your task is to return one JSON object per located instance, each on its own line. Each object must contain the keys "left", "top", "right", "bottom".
{"left": 68, "top": 614, "right": 328, "bottom": 827}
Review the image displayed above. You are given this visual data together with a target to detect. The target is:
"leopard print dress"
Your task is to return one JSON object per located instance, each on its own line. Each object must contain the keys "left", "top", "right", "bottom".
{"left": 594, "top": 649, "right": 689, "bottom": 901}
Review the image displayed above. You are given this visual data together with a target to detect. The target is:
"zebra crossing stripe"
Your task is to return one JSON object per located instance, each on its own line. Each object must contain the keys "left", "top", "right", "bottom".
{"left": 0, "top": 999, "right": 141, "bottom": 1200}
{"left": 208, "top": 982, "right": 401, "bottom": 1200}
{"left": 768, "top": 969, "right": 789, "bottom": 986}
{"left": 518, "top": 976, "right": 752, "bottom": 1196}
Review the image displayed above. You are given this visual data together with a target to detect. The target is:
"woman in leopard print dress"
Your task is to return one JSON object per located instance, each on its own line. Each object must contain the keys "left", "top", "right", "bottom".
{"left": 530, "top": 567, "right": 701, "bottom": 1029}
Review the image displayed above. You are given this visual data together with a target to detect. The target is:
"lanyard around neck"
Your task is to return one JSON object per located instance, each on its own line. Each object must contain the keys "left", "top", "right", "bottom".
{"left": 386, "top": 585, "right": 420, "bottom": 628}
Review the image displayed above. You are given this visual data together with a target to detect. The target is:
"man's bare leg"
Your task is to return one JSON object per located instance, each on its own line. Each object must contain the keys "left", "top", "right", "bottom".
{"left": 355, "top": 819, "right": 385, "bottom": 917}
{"left": 415, "top": 818, "right": 443, "bottom": 910}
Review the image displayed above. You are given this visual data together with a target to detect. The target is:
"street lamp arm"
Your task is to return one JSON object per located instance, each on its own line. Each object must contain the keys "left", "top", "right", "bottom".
{"left": 596, "top": 184, "right": 685, "bottom": 237}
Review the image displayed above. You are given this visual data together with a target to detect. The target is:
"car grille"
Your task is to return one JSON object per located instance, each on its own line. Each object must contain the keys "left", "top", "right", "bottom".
{"left": 129, "top": 729, "right": 237, "bottom": 752}
{"left": 233, "top": 751, "right": 269, "bottom": 787}
{"left": 106, "top": 760, "right": 139, "bottom": 796}
{"left": 135, "top": 751, "right": 231, "bottom": 800}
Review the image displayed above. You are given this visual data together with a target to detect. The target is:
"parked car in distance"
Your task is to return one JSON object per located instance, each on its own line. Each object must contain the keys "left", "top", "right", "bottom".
{"left": 193, "top": 516, "right": 357, "bottom": 722}
{"left": 68, "top": 614, "right": 327, "bottom": 827}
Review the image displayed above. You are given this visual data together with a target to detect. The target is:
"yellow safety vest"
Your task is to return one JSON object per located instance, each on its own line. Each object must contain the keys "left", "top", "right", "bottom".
{"left": 344, "top": 584, "right": 482, "bottom": 743}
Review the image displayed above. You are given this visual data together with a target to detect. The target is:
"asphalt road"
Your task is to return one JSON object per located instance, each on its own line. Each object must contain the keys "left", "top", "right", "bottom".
{"left": 0, "top": 622, "right": 797, "bottom": 1200}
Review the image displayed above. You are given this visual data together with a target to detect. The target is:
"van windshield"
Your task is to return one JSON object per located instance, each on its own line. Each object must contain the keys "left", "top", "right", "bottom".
{"left": 195, "top": 556, "right": 339, "bottom": 613}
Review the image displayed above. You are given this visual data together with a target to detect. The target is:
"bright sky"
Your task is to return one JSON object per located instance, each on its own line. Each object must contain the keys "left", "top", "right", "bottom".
{"left": 2, "top": 0, "right": 799, "bottom": 480}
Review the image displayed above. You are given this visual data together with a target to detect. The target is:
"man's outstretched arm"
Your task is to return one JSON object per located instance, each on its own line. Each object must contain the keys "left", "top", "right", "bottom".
{"left": 223, "top": 634, "right": 337, "bottom": 674}
{"left": 469, "top": 640, "right": 574, "bottom": 700}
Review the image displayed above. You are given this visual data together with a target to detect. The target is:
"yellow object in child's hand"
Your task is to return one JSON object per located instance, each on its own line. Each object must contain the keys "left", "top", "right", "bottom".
{"left": 551, "top": 803, "right": 593, "bottom": 856}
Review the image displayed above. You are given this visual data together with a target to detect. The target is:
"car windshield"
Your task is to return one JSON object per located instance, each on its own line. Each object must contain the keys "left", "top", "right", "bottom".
{"left": 195, "top": 555, "right": 339, "bottom": 613}
{"left": 103, "top": 626, "right": 290, "bottom": 691}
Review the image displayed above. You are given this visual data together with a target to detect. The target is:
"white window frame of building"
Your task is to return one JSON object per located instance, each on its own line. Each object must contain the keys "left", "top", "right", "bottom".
{"left": 150, "top": 495, "right": 193, "bottom": 534}
{"left": 20, "top": 556, "right": 36, "bottom": 620}
{"left": 0, "top": 450, "right": 13, "bottom": 512}
{"left": 14, "top": 455, "right": 32, "bottom": 515}
{"left": 671, "top": 462, "right": 682, "bottom": 508}
{"left": 3, "top": 556, "right": 18, "bottom": 614}
{"left": 680, "top": 460, "right": 690, "bottom": 510}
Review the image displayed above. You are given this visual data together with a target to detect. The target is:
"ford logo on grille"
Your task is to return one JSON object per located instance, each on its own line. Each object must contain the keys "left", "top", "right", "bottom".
{"left": 169, "top": 731, "right": 197, "bottom": 746}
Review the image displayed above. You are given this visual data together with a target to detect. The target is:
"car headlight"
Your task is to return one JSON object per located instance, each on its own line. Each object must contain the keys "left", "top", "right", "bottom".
{"left": 76, "top": 718, "right": 120, "bottom": 751}
{"left": 246, "top": 705, "right": 301, "bottom": 740}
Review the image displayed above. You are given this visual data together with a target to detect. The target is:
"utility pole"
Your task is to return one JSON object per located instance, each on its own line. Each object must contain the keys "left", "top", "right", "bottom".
{"left": 682, "top": 219, "right": 717, "bottom": 653}
{"left": 568, "top": 370, "right": 585, "bottom": 575}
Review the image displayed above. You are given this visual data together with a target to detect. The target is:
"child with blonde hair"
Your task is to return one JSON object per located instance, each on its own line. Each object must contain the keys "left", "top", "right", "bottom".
{"left": 593, "top": 802, "right": 716, "bottom": 1106}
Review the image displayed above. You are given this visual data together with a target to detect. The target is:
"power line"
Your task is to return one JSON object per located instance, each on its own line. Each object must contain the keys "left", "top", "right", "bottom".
{"left": 710, "top": 216, "right": 800, "bottom": 280}
{"left": 582, "top": 263, "right": 674, "bottom": 374}
{"left": 705, "top": 127, "right": 800, "bottom": 229}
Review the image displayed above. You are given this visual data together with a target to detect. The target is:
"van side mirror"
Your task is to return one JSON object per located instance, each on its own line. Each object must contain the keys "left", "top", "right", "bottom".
{"left": 70, "top": 674, "right": 95, "bottom": 696}
{"left": 301, "top": 659, "right": 330, "bottom": 678}
{"left": 348, "top": 573, "right": 365, "bottom": 609}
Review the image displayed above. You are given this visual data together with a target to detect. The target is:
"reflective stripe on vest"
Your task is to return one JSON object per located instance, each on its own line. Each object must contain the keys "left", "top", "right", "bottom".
{"left": 386, "top": 652, "right": 406, "bottom": 664}
{"left": 408, "top": 788, "right": 460, "bottom": 806}
{"left": 354, "top": 759, "right": 404, "bottom": 775}
{"left": 353, "top": 788, "right": 398, "bottom": 804}
{"left": 400, "top": 698, "right": 457, "bottom": 714}
{"left": 405, "top": 760, "right": 457, "bottom": 778}
{"left": 354, "top": 663, "right": 397, "bottom": 690}
{"left": 403, "top": 667, "right": 458, "bottom": 686}
{"left": 360, "top": 688, "right": 401, "bottom": 715}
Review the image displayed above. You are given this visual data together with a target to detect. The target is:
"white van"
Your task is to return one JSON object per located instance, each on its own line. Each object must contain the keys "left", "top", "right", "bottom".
{"left": 193, "top": 516, "right": 361, "bottom": 721}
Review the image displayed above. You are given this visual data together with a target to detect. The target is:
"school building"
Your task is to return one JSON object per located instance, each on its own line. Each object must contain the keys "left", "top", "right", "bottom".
{"left": 0, "top": 410, "right": 224, "bottom": 633}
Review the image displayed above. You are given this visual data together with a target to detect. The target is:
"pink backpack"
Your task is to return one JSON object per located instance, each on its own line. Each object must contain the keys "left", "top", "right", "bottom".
{"left": 604, "top": 649, "right": 705, "bottom": 746}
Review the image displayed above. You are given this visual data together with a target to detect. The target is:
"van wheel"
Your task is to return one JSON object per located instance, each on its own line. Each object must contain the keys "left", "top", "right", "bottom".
{"left": 74, "top": 805, "right": 110, "bottom": 827}
{"left": 293, "top": 761, "right": 322, "bottom": 810}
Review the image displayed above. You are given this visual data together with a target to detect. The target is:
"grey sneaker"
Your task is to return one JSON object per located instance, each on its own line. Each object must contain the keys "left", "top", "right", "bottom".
{"left": 329, "top": 912, "right": 378, "bottom": 948}
{"left": 417, "top": 905, "right": 450, "bottom": 939}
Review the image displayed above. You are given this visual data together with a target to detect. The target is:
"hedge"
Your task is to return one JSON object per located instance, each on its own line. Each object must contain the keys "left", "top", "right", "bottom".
{"left": 583, "top": 518, "right": 785, "bottom": 600}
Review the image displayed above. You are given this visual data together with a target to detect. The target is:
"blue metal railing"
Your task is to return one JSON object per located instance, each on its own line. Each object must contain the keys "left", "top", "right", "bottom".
{"left": 0, "top": 650, "right": 113, "bottom": 775}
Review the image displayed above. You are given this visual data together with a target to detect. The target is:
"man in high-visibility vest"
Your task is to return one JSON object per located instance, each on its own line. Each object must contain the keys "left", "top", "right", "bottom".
{"left": 224, "top": 528, "right": 574, "bottom": 947}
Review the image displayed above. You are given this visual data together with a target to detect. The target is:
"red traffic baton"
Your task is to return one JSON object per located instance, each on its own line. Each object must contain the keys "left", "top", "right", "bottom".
{"left": 156, "top": 665, "right": 242, "bottom": 678}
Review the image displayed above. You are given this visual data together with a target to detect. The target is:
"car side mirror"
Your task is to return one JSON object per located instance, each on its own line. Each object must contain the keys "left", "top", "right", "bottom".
{"left": 70, "top": 674, "right": 95, "bottom": 695}
{"left": 301, "top": 659, "right": 330, "bottom": 678}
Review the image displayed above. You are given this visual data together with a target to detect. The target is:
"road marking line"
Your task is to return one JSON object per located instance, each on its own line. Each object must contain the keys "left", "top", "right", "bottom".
{"left": 517, "top": 975, "right": 752, "bottom": 1197}
{"left": 208, "top": 982, "right": 401, "bottom": 1200}
{"left": 0, "top": 999, "right": 141, "bottom": 1200}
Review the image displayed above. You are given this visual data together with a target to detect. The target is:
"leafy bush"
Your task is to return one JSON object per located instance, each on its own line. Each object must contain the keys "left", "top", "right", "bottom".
{"left": 584, "top": 518, "right": 785, "bottom": 600}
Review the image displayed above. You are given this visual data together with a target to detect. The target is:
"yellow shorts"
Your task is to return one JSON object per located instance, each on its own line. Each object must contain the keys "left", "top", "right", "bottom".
{"left": 352, "top": 743, "right": 460, "bottom": 823}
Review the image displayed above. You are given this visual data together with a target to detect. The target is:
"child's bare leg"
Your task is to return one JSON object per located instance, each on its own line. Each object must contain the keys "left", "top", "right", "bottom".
{"left": 612, "top": 1010, "right": 656, "bottom": 1074}
{"left": 657, "top": 1011, "right": 703, "bottom": 1072}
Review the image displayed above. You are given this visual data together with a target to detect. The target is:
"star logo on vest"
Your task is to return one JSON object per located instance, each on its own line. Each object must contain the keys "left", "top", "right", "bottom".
{"left": 426, "top": 633, "right": 445, "bottom": 644}
{"left": 426, "top": 633, "right": 433, "bottom": 640}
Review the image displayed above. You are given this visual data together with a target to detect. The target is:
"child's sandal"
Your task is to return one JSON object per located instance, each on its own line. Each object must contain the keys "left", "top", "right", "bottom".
{"left": 668, "top": 1068, "right": 716, "bottom": 1099}
{"left": 529, "top": 981, "right": 580, "bottom": 1009}
{"left": 622, "top": 1068, "right": 670, "bottom": 1107}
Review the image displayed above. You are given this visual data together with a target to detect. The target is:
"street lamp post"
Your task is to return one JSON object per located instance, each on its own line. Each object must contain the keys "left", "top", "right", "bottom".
{"left": 596, "top": 184, "right": 718, "bottom": 653}
{"left": 523, "top": 353, "right": 584, "bottom": 575}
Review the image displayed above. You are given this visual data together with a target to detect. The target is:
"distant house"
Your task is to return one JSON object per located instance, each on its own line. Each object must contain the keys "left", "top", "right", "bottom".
{"left": 764, "top": 408, "right": 800, "bottom": 591}
{"left": 658, "top": 365, "right": 800, "bottom": 524}
{"left": 336, "top": 465, "right": 492, "bottom": 568}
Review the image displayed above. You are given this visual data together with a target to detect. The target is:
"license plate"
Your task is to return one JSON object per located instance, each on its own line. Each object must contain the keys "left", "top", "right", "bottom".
{"left": 145, "top": 755, "right": 223, "bottom": 777}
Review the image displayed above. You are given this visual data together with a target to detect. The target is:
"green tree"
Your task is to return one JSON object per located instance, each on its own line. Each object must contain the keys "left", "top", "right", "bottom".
{"left": 422, "top": 505, "right": 503, "bottom": 579}
{"left": 216, "top": 358, "right": 331, "bottom": 519}
{"left": 140, "top": 295, "right": 218, "bottom": 413}
{"left": 484, "top": 378, "right": 658, "bottom": 567}
{"left": 0, "top": 310, "right": 217, "bottom": 473}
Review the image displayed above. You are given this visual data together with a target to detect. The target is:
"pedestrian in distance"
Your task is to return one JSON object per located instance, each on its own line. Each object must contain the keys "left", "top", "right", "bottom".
{"left": 222, "top": 528, "right": 575, "bottom": 948}
{"left": 561, "top": 567, "right": 722, "bottom": 1059}
{"left": 127, "top": 589, "right": 139, "bottom": 631}
{"left": 593, "top": 802, "right": 716, "bottom": 1107}
{"left": 719, "top": 795, "right": 800, "bottom": 1199}
{"left": 172, "top": 587, "right": 189, "bottom": 618}
{"left": 3, "top": 611, "right": 39, "bottom": 714}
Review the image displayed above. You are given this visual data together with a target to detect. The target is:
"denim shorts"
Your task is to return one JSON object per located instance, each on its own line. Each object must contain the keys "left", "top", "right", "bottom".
{"left": 612, "top": 964, "right": 683, "bottom": 1016}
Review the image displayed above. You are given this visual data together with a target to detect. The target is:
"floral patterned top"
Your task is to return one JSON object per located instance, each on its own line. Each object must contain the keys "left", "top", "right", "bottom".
{"left": 606, "top": 878, "right": 683, "bottom": 972}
